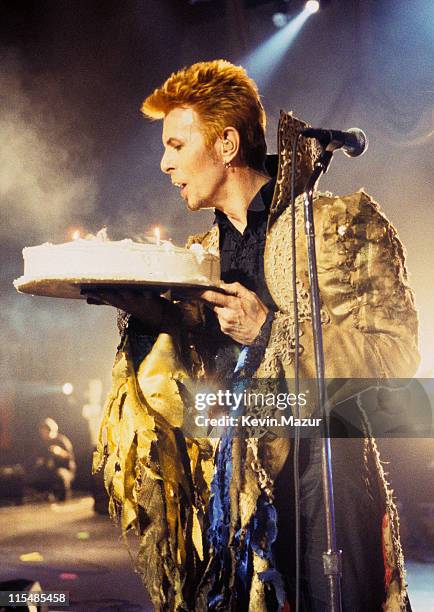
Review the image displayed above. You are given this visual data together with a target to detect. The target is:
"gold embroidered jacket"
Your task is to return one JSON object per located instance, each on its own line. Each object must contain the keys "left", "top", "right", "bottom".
{"left": 93, "top": 112, "right": 419, "bottom": 611}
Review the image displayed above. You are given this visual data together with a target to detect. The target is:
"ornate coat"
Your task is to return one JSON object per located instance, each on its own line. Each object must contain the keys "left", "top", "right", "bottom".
{"left": 93, "top": 113, "right": 419, "bottom": 611}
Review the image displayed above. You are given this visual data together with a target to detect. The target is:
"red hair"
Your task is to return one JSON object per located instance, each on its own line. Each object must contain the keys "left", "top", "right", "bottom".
{"left": 141, "top": 60, "right": 267, "bottom": 171}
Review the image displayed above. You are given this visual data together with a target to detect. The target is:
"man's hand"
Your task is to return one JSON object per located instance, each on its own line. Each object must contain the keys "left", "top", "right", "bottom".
{"left": 198, "top": 281, "right": 268, "bottom": 345}
{"left": 83, "top": 289, "right": 165, "bottom": 334}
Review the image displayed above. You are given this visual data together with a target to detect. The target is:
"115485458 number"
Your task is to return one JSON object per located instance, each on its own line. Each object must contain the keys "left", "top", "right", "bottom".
{"left": 0, "top": 591, "right": 69, "bottom": 606}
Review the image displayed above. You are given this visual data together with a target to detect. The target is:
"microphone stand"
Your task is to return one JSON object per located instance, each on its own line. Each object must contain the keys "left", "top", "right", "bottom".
{"left": 302, "top": 147, "right": 342, "bottom": 612}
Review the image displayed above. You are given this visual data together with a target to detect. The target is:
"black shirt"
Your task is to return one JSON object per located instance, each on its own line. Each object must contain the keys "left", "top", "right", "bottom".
{"left": 206, "top": 176, "right": 277, "bottom": 379}
{"left": 215, "top": 176, "right": 276, "bottom": 311}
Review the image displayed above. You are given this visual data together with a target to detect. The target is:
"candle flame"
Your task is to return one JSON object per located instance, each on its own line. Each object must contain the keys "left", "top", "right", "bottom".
{"left": 71, "top": 230, "right": 81, "bottom": 240}
{"left": 154, "top": 227, "right": 161, "bottom": 246}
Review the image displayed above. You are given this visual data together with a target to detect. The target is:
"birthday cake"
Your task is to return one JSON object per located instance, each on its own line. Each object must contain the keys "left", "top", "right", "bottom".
{"left": 13, "top": 238, "right": 220, "bottom": 299}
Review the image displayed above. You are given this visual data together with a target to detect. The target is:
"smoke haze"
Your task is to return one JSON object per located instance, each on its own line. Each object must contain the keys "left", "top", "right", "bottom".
{"left": 0, "top": 53, "right": 99, "bottom": 245}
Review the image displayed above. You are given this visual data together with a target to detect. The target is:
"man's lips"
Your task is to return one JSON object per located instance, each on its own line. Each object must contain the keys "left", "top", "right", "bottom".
{"left": 173, "top": 182, "right": 187, "bottom": 198}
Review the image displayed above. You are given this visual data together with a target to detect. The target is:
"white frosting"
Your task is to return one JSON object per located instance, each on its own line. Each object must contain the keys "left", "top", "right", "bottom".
{"left": 18, "top": 238, "right": 220, "bottom": 285}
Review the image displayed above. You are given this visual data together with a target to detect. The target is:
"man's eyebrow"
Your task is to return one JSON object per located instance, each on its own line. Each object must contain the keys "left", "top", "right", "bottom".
{"left": 164, "top": 136, "right": 183, "bottom": 146}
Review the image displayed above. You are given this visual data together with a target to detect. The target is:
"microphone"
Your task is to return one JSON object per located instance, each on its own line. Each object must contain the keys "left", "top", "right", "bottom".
{"left": 301, "top": 127, "right": 368, "bottom": 157}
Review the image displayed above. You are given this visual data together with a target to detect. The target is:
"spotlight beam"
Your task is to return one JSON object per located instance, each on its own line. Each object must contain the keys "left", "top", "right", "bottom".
{"left": 240, "top": 8, "right": 314, "bottom": 88}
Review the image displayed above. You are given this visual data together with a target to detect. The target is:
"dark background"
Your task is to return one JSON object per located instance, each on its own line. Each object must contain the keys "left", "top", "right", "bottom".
{"left": 0, "top": 0, "right": 432, "bottom": 485}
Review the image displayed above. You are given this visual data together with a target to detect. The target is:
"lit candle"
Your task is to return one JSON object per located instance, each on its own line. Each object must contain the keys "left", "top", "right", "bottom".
{"left": 154, "top": 227, "right": 161, "bottom": 246}
{"left": 71, "top": 230, "right": 81, "bottom": 240}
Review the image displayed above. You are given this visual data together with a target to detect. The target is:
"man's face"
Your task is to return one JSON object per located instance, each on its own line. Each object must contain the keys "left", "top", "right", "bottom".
{"left": 160, "top": 107, "right": 226, "bottom": 211}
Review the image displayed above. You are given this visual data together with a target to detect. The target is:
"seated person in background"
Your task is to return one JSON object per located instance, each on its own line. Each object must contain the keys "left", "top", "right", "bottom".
{"left": 26, "top": 417, "right": 76, "bottom": 501}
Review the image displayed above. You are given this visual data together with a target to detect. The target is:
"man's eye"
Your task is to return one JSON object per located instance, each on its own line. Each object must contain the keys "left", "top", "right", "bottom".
{"left": 174, "top": 144, "right": 182, "bottom": 151}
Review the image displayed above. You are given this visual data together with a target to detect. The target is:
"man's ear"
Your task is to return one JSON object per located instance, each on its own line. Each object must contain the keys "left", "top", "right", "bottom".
{"left": 220, "top": 127, "right": 240, "bottom": 165}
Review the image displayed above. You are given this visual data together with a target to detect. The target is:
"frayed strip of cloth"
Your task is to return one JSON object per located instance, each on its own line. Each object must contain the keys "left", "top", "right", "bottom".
{"left": 206, "top": 310, "right": 286, "bottom": 609}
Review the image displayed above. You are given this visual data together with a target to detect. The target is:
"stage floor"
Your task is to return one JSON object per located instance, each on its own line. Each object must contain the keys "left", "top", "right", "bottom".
{"left": 0, "top": 495, "right": 432, "bottom": 611}
{"left": 0, "top": 495, "right": 152, "bottom": 611}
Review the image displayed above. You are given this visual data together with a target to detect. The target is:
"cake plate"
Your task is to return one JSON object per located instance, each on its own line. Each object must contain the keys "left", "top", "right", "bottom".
{"left": 13, "top": 277, "right": 222, "bottom": 300}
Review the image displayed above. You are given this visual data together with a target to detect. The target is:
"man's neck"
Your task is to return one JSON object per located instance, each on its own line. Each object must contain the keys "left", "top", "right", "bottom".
{"left": 214, "top": 167, "right": 270, "bottom": 234}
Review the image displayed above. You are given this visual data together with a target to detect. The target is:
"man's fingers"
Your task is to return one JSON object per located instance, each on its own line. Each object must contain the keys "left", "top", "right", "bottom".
{"left": 178, "top": 283, "right": 240, "bottom": 302}
{"left": 85, "top": 296, "right": 106, "bottom": 306}
{"left": 82, "top": 290, "right": 112, "bottom": 305}
{"left": 118, "top": 289, "right": 151, "bottom": 301}
{"left": 82, "top": 288, "right": 152, "bottom": 307}
{"left": 219, "top": 281, "right": 249, "bottom": 298}
{"left": 199, "top": 289, "right": 238, "bottom": 308}
{"left": 213, "top": 306, "right": 231, "bottom": 323}
{"left": 81, "top": 289, "right": 126, "bottom": 309}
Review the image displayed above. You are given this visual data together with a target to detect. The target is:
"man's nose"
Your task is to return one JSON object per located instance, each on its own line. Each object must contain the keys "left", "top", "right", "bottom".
{"left": 160, "top": 150, "right": 174, "bottom": 174}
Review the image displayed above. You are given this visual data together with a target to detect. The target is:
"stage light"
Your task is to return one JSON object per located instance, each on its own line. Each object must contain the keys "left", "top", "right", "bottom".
{"left": 62, "top": 382, "right": 74, "bottom": 396}
{"left": 272, "top": 12, "right": 288, "bottom": 28}
{"left": 305, "top": 0, "right": 320, "bottom": 14}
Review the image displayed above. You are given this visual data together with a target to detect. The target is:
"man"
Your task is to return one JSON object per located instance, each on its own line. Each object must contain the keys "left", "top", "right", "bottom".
{"left": 26, "top": 418, "right": 76, "bottom": 501}
{"left": 91, "top": 60, "right": 419, "bottom": 610}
